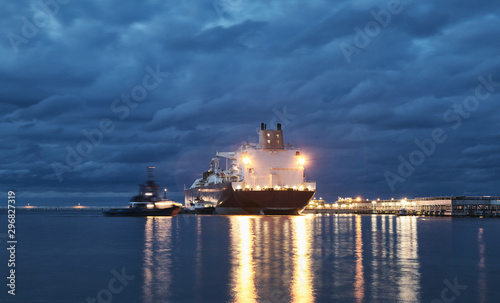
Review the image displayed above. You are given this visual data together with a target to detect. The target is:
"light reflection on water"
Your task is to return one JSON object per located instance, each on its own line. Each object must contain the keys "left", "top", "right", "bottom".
{"left": 227, "top": 215, "right": 424, "bottom": 302}
{"left": 134, "top": 214, "right": 499, "bottom": 302}
{"left": 396, "top": 216, "right": 420, "bottom": 302}
{"left": 354, "top": 215, "right": 365, "bottom": 303}
{"left": 478, "top": 227, "right": 486, "bottom": 303}
{"left": 142, "top": 217, "right": 173, "bottom": 303}
{"left": 290, "top": 216, "right": 314, "bottom": 303}
{"left": 228, "top": 215, "right": 315, "bottom": 303}
{"left": 229, "top": 216, "right": 258, "bottom": 303}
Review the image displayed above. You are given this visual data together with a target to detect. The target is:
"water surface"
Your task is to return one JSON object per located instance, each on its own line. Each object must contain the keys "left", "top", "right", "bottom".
{"left": 1, "top": 211, "right": 499, "bottom": 302}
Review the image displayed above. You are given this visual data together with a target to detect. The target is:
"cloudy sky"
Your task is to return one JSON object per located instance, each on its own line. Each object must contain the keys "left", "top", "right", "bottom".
{"left": 1, "top": 0, "right": 500, "bottom": 205}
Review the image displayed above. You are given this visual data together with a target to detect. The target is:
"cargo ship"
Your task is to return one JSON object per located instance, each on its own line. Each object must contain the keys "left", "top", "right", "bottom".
{"left": 184, "top": 123, "right": 316, "bottom": 215}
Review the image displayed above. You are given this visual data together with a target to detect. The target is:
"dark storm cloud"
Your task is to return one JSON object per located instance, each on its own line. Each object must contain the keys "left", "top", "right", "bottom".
{"left": 1, "top": 0, "right": 500, "bottom": 204}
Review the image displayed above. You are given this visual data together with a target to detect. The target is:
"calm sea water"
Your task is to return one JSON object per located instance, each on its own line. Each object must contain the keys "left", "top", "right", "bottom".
{"left": 1, "top": 210, "right": 499, "bottom": 303}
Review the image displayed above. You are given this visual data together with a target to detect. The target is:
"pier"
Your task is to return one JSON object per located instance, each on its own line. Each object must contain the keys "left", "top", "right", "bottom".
{"left": 304, "top": 196, "right": 500, "bottom": 217}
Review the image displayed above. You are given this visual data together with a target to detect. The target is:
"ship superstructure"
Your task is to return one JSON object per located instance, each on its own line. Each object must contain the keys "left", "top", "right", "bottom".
{"left": 185, "top": 123, "right": 316, "bottom": 215}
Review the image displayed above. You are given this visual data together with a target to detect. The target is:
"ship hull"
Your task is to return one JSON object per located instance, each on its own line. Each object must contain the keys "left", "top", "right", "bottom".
{"left": 184, "top": 182, "right": 315, "bottom": 215}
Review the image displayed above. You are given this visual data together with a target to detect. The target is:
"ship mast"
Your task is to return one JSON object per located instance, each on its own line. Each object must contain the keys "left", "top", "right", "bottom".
{"left": 147, "top": 166, "right": 155, "bottom": 181}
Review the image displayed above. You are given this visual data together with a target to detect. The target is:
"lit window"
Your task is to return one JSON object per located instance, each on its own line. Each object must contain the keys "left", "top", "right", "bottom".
{"left": 277, "top": 140, "right": 280, "bottom": 144}
{"left": 267, "top": 133, "right": 270, "bottom": 137}
{"left": 267, "top": 140, "right": 270, "bottom": 143}
{"left": 276, "top": 134, "right": 279, "bottom": 138}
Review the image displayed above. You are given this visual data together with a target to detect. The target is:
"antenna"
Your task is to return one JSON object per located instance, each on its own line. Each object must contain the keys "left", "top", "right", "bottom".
{"left": 147, "top": 166, "right": 155, "bottom": 181}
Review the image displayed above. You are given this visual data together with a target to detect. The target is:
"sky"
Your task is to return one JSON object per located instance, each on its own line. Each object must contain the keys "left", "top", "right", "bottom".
{"left": 1, "top": 0, "right": 500, "bottom": 205}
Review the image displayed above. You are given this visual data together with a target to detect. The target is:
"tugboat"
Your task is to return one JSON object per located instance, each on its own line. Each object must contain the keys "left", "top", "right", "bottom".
{"left": 103, "top": 166, "right": 182, "bottom": 217}
{"left": 184, "top": 196, "right": 216, "bottom": 214}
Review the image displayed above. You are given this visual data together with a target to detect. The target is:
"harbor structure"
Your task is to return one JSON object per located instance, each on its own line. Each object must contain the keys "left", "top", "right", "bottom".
{"left": 304, "top": 196, "right": 500, "bottom": 217}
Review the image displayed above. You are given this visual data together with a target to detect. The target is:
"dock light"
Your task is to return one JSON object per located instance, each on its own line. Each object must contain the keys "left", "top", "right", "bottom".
{"left": 147, "top": 204, "right": 154, "bottom": 209}
{"left": 242, "top": 156, "right": 250, "bottom": 165}
{"left": 298, "top": 157, "right": 306, "bottom": 166}
{"left": 356, "top": 197, "right": 361, "bottom": 202}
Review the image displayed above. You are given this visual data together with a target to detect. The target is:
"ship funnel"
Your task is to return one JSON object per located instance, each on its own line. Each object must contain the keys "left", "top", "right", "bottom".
{"left": 258, "top": 123, "right": 284, "bottom": 150}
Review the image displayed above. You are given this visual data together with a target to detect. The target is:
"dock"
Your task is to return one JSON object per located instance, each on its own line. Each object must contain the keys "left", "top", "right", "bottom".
{"left": 303, "top": 196, "right": 500, "bottom": 217}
